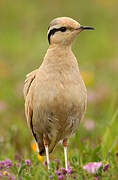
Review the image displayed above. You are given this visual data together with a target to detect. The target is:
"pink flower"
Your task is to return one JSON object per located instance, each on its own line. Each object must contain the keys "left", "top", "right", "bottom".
{"left": 61, "top": 167, "right": 67, "bottom": 174}
{"left": 103, "top": 163, "right": 109, "bottom": 172}
{"left": 25, "top": 160, "right": 31, "bottom": 166}
{"left": 55, "top": 159, "right": 60, "bottom": 164}
{"left": 16, "top": 163, "right": 21, "bottom": 167}
{"left": 43, "top": 161, "right": 47, "bottom": 166}
{"left": 83, "top": 119, "right": 95, "bottom": 131}
{"left": 55, "top": 170, "right": 61, "bottom": 175}
{"left": 67, "top": 166, "right": 73, "bottom": 174}
{"left": 58, "top": 175, "right": 63, "bottom": 179}
{"left": 0, "top": 159, "right": 12, "bottom": 168}
{"left": 49, "top": 174, "right": 53, "bottom": 178}
{"left": 83, "top": 162, "right": 102, "bottom": 174}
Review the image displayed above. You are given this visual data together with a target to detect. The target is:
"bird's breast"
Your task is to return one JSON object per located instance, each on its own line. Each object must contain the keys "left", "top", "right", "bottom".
{"left": 33, "top": 69, "right": 87, "bottom": 136}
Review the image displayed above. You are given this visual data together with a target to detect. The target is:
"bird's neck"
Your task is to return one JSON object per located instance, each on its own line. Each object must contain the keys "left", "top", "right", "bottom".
{"left": 42, "top": 44, "right": 77, "bottom": 66}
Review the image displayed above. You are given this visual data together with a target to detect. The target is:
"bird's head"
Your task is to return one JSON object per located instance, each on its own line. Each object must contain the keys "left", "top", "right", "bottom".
{"left": 48, "top": 17, "right": 94, "bottom": 46}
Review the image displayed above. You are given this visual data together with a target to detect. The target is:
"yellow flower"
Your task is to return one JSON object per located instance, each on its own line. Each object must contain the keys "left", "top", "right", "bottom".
{"left": 81, "top": 71, "right": 94, "bottom": 86}
{"left": 31, "top": 142, "right": 37, "bottom": 152}
{"left": 31, "top": 141, "right": 43, "bottom": 161}
{"left": 37, "top": 153, "right": 43, "bottom": 161}
{"left": 2, "top": 171, "right": 8, "bottom": 175}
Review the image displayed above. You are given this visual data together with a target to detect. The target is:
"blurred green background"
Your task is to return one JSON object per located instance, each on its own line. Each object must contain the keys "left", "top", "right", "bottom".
{"left": 0, "top": 0, "right": 118, "bottom": 161}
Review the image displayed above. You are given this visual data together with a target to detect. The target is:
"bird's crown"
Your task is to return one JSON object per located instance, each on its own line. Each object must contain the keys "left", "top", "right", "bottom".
{"left": 48, "top": 17, "right": 80, "bottom": 31}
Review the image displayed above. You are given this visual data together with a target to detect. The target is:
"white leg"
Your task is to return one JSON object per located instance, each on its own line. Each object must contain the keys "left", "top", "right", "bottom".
{"left": 45, "top": 145, "right": 50, "bottom": 170}
{"left": 64, "top": 146, "right": 68, "bottom": 170}
{"left": 63, "top": 138, "right": 68, "bottom": 170}
{"left": 43, "top": 136, "right": 50, "bottom": 170}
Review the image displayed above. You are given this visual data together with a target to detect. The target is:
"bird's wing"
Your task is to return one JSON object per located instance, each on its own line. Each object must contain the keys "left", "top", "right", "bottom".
{"left": 24, "top": 69, "right": 38, "bottom": 142}
{"left": 24, "top": 69, "right": 38, "bottom": 99}
{"left": 24, "top": 69, "right": 45, "bottom": 152}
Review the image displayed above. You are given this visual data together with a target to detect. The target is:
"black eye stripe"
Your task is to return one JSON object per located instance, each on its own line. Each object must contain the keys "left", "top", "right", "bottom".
{"left": 48, "top": 27, "right": 67, "bottom": 44}
{"left": 48, "top": 28, "right": 58, "bottom": 44}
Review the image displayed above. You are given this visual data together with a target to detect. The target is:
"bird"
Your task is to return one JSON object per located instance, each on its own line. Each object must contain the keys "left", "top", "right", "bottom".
{"left": 24, "top": 17, "right": 94, "bottom": 170}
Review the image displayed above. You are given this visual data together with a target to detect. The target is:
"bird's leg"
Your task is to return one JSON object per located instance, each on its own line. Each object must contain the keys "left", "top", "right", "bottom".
{"left": 63, "top": 138, "right": 68, "bottom": 170}
{"left": 43, "top": 136, "right": 50, "bottom": 170}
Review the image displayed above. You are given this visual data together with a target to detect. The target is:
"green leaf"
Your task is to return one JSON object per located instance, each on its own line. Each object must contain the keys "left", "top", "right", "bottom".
{"left": 102, "top": 109, "right": 118, "bottom": 157}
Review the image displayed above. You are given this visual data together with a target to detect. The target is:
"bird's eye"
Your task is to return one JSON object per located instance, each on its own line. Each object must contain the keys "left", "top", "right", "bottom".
{"left": 60, "top": 27, "right": 67, "bottom": 32}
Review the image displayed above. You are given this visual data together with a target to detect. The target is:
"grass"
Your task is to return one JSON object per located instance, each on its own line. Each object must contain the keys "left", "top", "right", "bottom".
{"left": 0, "top": 0, "right": 118, "bottom": 179}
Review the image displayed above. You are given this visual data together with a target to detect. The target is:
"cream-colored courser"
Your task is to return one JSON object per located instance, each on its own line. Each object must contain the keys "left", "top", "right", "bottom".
{"left": 24, "top": 17, "right": 94, "bottom": 170}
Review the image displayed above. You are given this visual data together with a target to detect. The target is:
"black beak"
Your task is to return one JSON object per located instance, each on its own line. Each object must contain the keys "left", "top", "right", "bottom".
{"left": 77, "top": 25, "right": 95, "bottom": 30}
